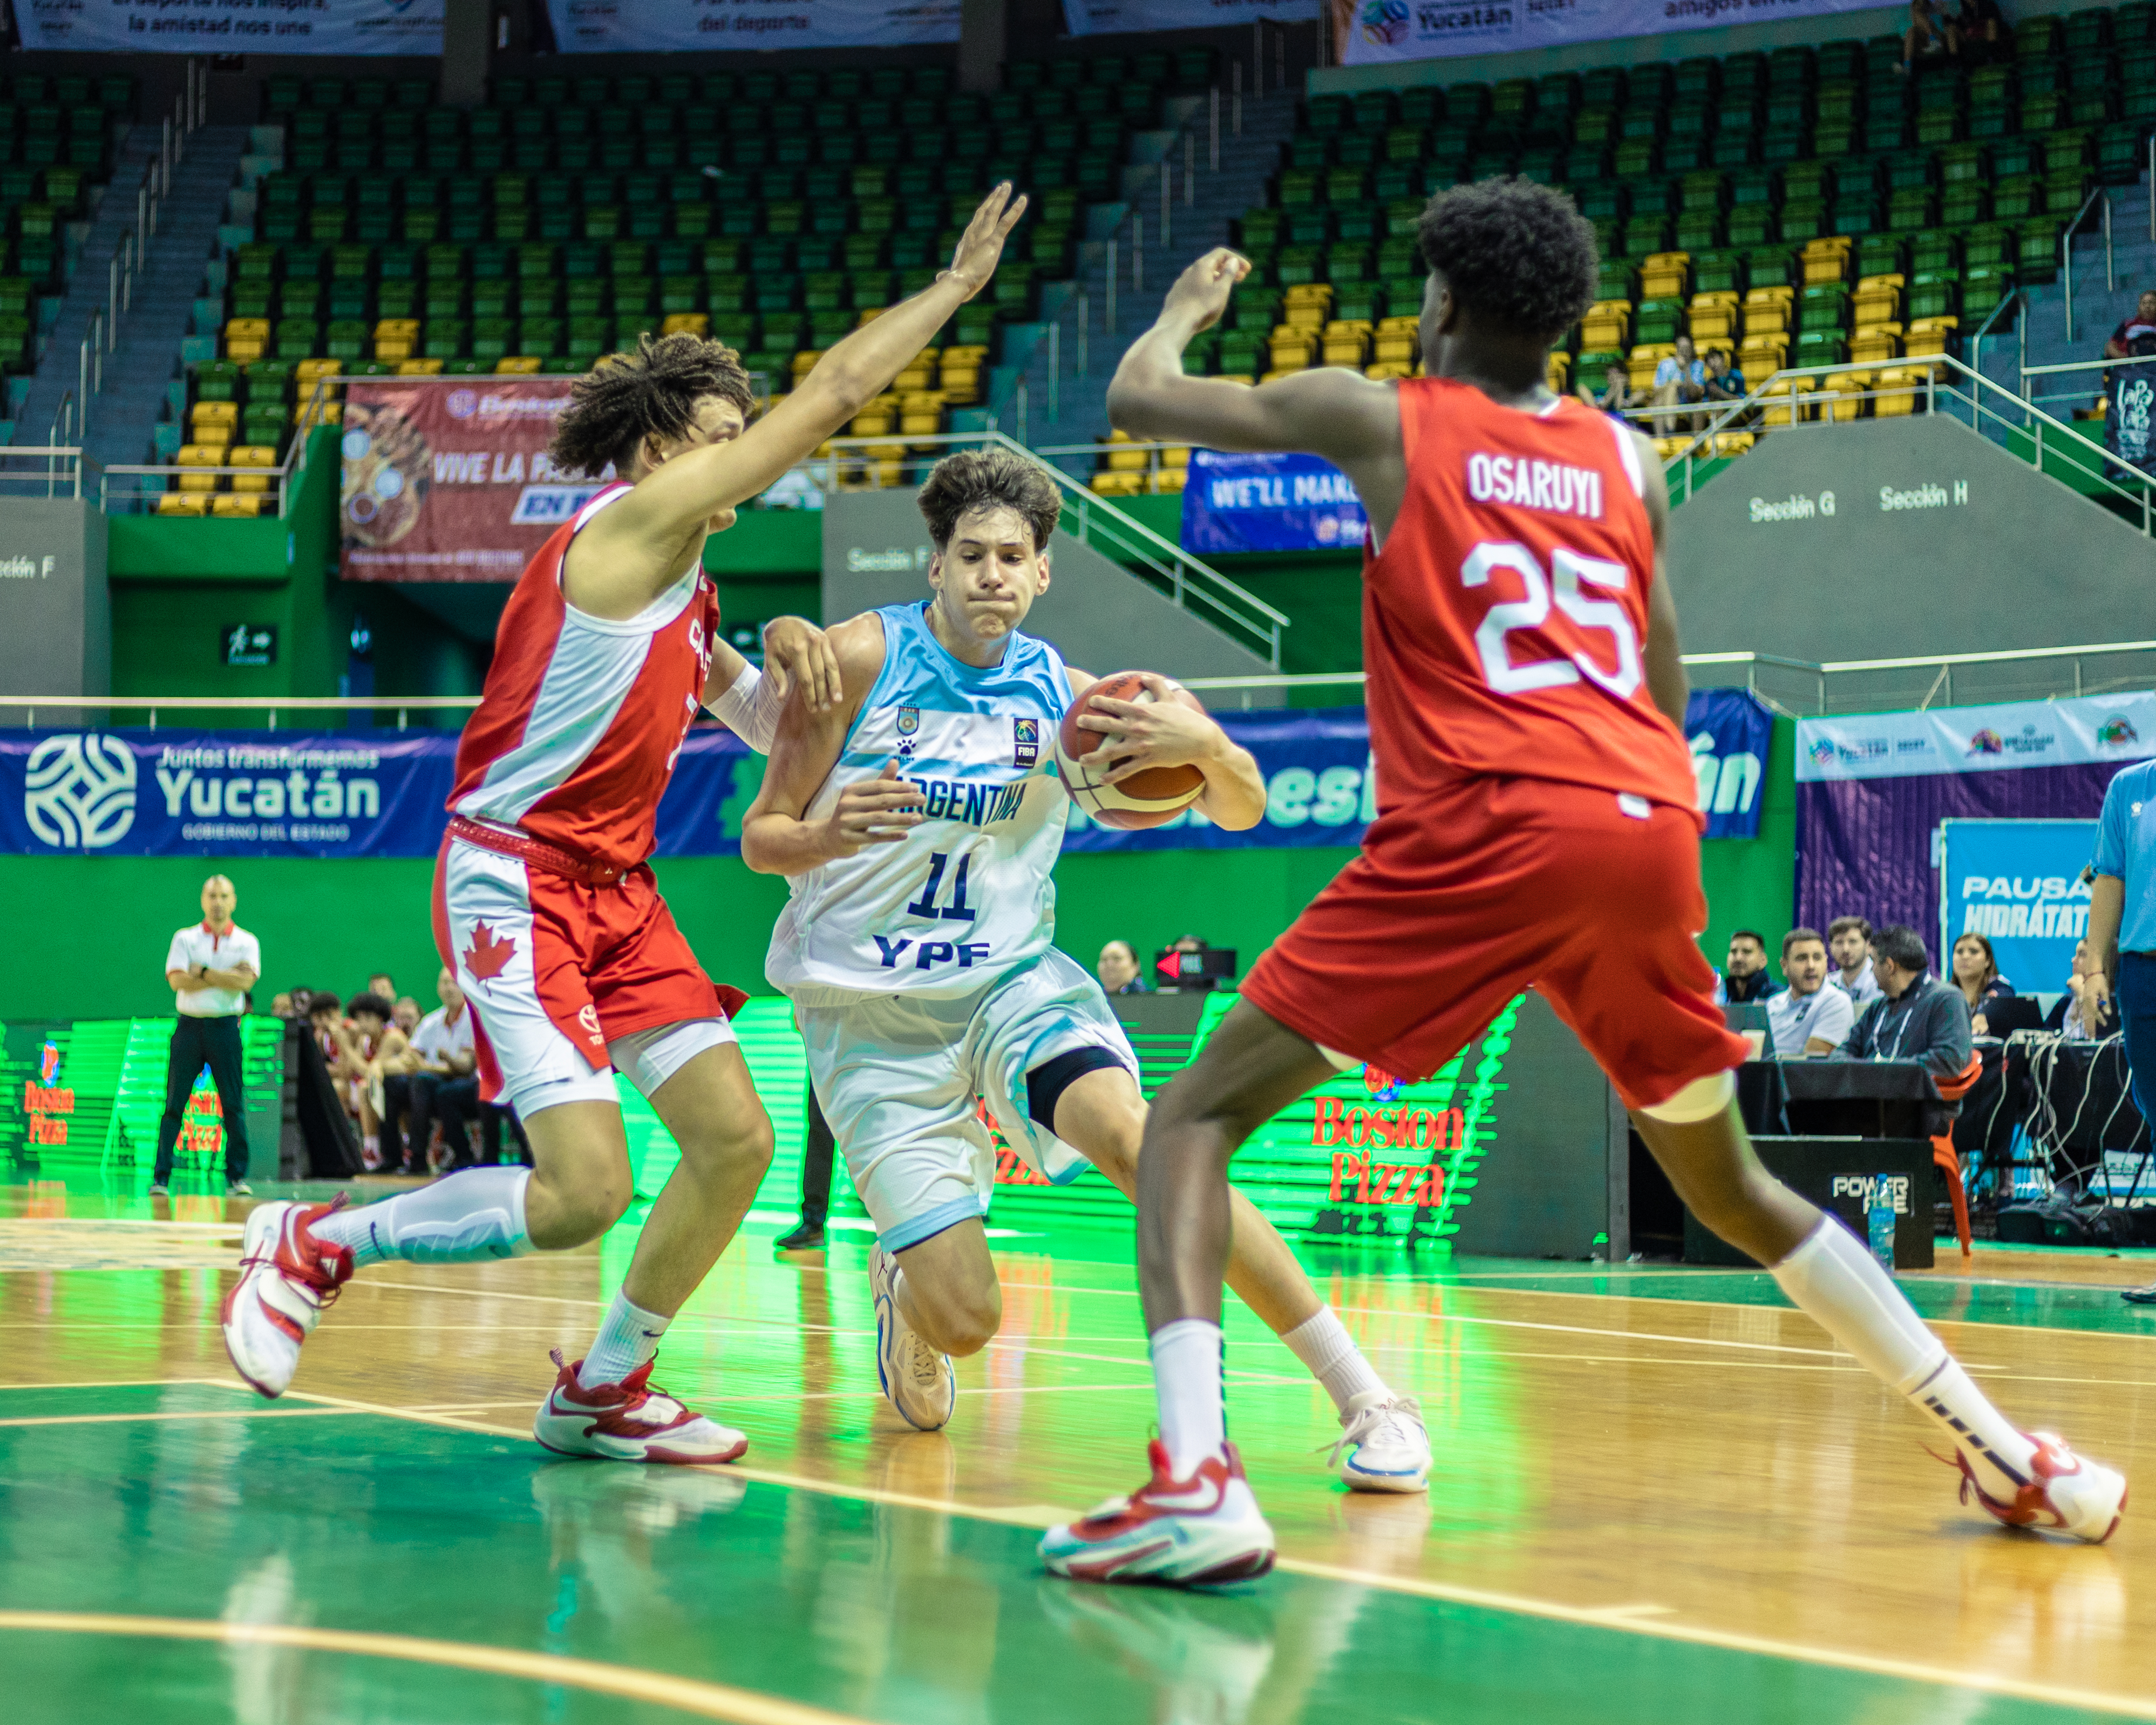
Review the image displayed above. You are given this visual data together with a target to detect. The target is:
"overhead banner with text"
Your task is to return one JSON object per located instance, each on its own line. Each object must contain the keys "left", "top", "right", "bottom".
{"left": 1063, "top": 0, "right": 1318, "bottom": 35}
{"left": 545, "top": 0, "right": 960, "bottom": 52}
{"left": 1180, "top": 450, "right": 1368, "bottom": 555}
{"left": 341, "top": 378, "right": 593, "bottom": 585}
{"left": 0, "top": 694, "right": 1770, "bottom": 860}
{"left": 24, "top": 0, "right": 444, "bottom": 54}
{"left": 1336, "top": 0, "right": 1883, "bottom": 67}
{"left": 1939, "top": 819, "right": 2098, "bottom": 994}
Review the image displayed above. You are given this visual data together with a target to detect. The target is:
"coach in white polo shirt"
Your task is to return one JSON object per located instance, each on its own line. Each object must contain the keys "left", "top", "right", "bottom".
{"left": 153, "top": 875, "right": 261, "bottom": 1197}
{"left": 1766, "top": 927, "right": 1855, "bottom": 1059}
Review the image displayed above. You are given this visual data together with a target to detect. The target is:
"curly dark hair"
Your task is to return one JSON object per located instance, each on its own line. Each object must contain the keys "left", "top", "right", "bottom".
{"left": 547, "top": 332, "right": 756, "bottom": 479}
{"left": 917, "top": 447, "right": 1062, "bottom": 552}
{"left": 1415, "top": 178, "right": 1600, "bottom": 342}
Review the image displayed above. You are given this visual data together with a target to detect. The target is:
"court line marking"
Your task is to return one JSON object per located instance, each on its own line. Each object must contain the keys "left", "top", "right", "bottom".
{"left": 0, "top": 1407, "right": 365, "bottom": 1430}
{"left": 0, "top": 1612, "right": 866, "bottom": 1725}
{"left": 10, "top": 1379, "right": 2155, "bottom": 1716}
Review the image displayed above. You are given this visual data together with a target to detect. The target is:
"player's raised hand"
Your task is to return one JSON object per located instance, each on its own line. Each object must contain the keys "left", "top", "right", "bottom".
{"left": 943, "top": 183, "right": 1029, "bottom": 302}
{"left": 826, "top": 760, "right": 924, "bottom": 857}
{"left": 762, "top": 616, "right": 843, "bottom": 712}
{"left": 1077, "top": 674, "right": 1222, "bottom": 783}
{"left": 1160, "top": 249, "right": 1251, "bottom": 335}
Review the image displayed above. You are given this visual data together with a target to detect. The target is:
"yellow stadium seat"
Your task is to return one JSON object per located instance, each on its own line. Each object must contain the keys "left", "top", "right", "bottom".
{"left": 1161, "top": 446, "right": 1191, "bottom": 470}
{"left": 1709, "top": 431, "right": 1756, "bottom": 458}
{"left": 396, "top": 359, "right": 444, "bottom": 376}
{"left": 1282, "top": 283, "right": 1334, "bottom": 307}
{"left": 1758, "top": 377, "right": 1810, "bottom": 426}
{"left": 892, "top": 359, "right": 935, "bottom": 392}
{"left": 223, "top": 317, "right": 270, "bottom": 362}
{"left": 156, "top": 492, "right": 210, "bottom": 516}
{"left": 1365, "top": 361, "right": 1413, "bottom": 381}
{"left": 373, "top": 319, "right": 419, "bottom": 361}
{"left": 1147, "top": 469, "right": 1186, "bottom": 494}
{"left": 1373, "top": 334, "right": 1418, "bottom": 365}
{"left": 174, "top": 444, "right": 225, "bottom": 491}
{"left": 1545, "top": 351, "right": 1570, "bottom": 393}
{"left": 211, "top": 494, "right": 264, "bottom": 518}
{"left": 1820, "top": 372, "right": 1869, "bottom": 422}
{"left": 1851, "top": 330, "right": 1901, "bottom": 364}
{"left": 663, "top": 313, "right": 710, "bottom": 337}
{"left": 1090, "top": 471, "right": 1142, "bottom": 496}
{"left": 495, "top": 356, "right": 542, "bottom": 373}
{"left": 189, "top": 400, "right": 237, "bottom": 436}
{"left": 1905, "top": 316, "right": 1958, "bottom": 357}
{"left": 228, "top": 445, "right": 278, "bottom": 493}
{"left": 848, "top": 409, "right": 895, "bottom": 437}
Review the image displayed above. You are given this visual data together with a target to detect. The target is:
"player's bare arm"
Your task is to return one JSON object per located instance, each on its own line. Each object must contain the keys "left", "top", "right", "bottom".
{"left": 1064, "top": 668, "right": 1266, "bottom": 831}
{"left": 565, "top": 187, "right": 1028, "bottom": 622}
{"left": 1636, "top": 443, "right": 1690, "bottom": 731}
{"left": 168, "top": 962, "right": 255, "bottom": 993}
{"left": 742, "top": 614, "right": 926, "bottom": 875}
{"left": 1107, "top": 248, "right": 1410, "bottom": 536}
{"left": 704, "top": 616, "right": 844, "bottom": 716}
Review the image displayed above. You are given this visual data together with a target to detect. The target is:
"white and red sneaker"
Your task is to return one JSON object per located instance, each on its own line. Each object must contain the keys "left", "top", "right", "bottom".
{"left": 221, "top": 1198, "right": 354, "bottom": 1398}
{"left": 532, "top": 1350, "right": 749, "bottom": 1465}
{"left": 1039, "top": 1442, "right": 1276, "bottom": 1586}
{"left": 1955, "top": 1431, "right": 2127, "bottom": 1543}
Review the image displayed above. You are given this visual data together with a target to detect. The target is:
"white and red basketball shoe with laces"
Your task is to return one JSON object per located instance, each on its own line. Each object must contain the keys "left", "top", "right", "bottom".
{"left": 532, "top": 1350, "right": 749, "bottom": 1465}
{"left": 1039, "top": 1441, "right": 1276, "bottom": 1586}
{"left": 221, "top": 1198, "right": 355, "bottom": 1398}
{"left": 1955, "top": 1431, "right": 2127, "bottom": 1543}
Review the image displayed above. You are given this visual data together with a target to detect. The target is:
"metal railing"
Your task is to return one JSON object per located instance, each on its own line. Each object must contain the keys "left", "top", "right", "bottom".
{"left": 0, "top": 695, "right": 479, "bottom": 731}
{"left": 101, "top": 373, "right": 337, "bottom": 517}
{"left": 2062, "top": 184, "right": 2115, "bottom": 344}
{"left": 84, "top": 80, "right": 197, "bottom": 418}
{"left": 1657, "top": 349, "right": 2152, "bottom": 533}
{"left": 2017, "top": 350, "right": 2156, "bottom": 418}
{"left": 813, "top": 427, "right": 1288, "bottom": 666}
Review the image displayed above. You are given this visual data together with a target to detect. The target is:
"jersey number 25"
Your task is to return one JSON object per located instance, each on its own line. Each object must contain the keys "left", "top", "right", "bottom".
{"left": 1460, "top": 540, "right": 1642, "bottom": 699}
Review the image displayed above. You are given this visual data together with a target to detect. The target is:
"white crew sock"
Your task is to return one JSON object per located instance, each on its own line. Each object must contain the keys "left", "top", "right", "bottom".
{"left": 1151, "top": 1317, "right": 1227, "bottom": 1477}
{"left": 1771, "top": 1218, "right": 2038, "bottom": 1496}
{"left": 1278, "top": 1308, "right": 1388, "bottom": 1414}
{"left": 308, "top": 1167, "right": 534, "bottom": 1270}
{"left": 577, "top": 1290, "right": 671, "bottom": 1390}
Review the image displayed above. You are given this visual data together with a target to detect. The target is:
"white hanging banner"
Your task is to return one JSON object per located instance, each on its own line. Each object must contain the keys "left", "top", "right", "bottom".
{"left": 1337, "top": 0, "right": 1883, "bottom": 67}
{"left": 1063, "top": 0, "right": 1319, "bottom": 37}
{"left": 545, "top": 0, "right": 961, "bottom": 52}
{"left": 24, "top": 0, "right": 445, "bottom": 54}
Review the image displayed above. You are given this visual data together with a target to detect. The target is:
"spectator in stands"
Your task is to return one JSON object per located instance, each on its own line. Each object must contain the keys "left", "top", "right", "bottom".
{"left": 1718, "top": 928, "right": 1774, "bottom": 1003}
{"left": 366, "top": 971, "right": 397, "bottom": 1004}
{"left": 391, "top": 995, "right": 422, "bottom": 1038}
{"left": 1828, "top": 915, "right": 1882, "bottom": 1004}
{"left": 1949, "top": 0, "right": 2005, "bottom": 62}
{"left": 1576, "top": 361, "right": 1643, "bottom": 422}
{"left": 1900, "top": 0, "right": 1949, "bottom": 72}
{"left": 385, "top": 965, "right": 480, "bottom": 1175}
{"left": 1097, "top": 939, "right": 1151, "bottom": 996}
{"left": 1766, "top": 928, "right": 1855, "bottom": 1058}
{"left": 1845, "top": 926, "right": 1974, "bottom": 1086}
{"left": 151, "top": 874, "right": 260, "bottom": 1200}
{"left": 1651, "top": 336, "right": 1707, "bottom": 433}
{"left": 2046, "top": 939, "right": 2103, "bottom": 1039}
{"left": 1702, "top": 348, "right": 1746, "bottom": 416}
{"left": 2104, "top": 290, "right": 2156, "bottom": 361}
{"left": 1949, "top": 932, "right": 2017, "bottom": 1035}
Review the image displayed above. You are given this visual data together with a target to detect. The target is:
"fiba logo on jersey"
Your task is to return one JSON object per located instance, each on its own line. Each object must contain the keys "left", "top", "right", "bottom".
{"left": 23, "top": 733, "right": 136, "bottom": 850}
{"left": 1014, "top": 717, "right": 1038, "bottom": 769}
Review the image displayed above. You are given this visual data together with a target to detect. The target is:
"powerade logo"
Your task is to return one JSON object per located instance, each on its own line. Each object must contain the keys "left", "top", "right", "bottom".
{"left": 1831, "top": 1174, "right": 1910, "bottom": 1215}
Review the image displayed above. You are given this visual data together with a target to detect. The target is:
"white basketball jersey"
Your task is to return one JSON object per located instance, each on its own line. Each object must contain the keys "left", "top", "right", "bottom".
{"left": 766, "top": 602, "right": 1073, "bottom": 1004}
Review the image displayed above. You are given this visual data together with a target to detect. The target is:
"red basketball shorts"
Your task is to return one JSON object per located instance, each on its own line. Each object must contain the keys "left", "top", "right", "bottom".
{"left": 1241, "top": 775, "right": 1750, "bottom": 1111}
{"left": 431, "top": 834, "right": 747, "bottom": 1117}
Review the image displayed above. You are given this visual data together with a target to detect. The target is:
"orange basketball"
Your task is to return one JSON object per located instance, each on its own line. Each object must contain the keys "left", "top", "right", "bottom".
{"left": 1053, "top": 671, "right": 1207, "bottom": 830}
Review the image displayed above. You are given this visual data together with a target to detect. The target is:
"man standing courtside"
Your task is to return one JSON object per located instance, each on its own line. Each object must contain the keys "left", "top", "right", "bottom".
{"left": 2078, "top": 759, "right": 2156, "bottom": 1303}
{"left": 153, "top": 874, "right": 260, "bottom": 1198}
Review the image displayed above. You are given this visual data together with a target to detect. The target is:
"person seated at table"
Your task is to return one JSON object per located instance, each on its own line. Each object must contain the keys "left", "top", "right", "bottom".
{"left": 1828, "top": 914, "right": 1882, "bottom": 1004}
{"left": 1949, "top": 931, "right": 2016, "bottom": 1035}
{"left": 2045, "top": 939, "right": 2108, "bottom": 1039}
{"left": 1766, "top": 928, "right": 1855, "bottom": 1058}
{"left": 1846, "top": 925, "right": 1974, "bottom": 1079}
{"left": 1713, "top": 928, "right": 1774, "bottom": 1004}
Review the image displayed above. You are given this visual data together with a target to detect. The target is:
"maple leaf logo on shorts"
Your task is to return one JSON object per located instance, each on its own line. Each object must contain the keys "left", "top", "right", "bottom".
{"left": 463, "top": 923, "right": 516, "bottom": 983}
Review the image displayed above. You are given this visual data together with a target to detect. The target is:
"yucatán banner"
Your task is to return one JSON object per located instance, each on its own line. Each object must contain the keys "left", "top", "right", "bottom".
{"left": 1337, "top": 0, "right": 1883, "bottom": 68}
{"left": 25, "top": 0, "right": 444, "bottom": 54}
{"left": 341, "top": 378, "right": 589, "bottom": 585}
{"left": 1063, "top": 0, "right": 1317, "bottom": 35}
{"left": 1939, "top": 819, "right": 2097, "bottom": 994}
{"left": 545, "top": 0, "right": 959, "bottom": 52}
{"left": 1796, "top": 692, "right": 2156, "bottom": 783}
{"left": 1180, "top": 450, "right": 1368, "bottom": 554}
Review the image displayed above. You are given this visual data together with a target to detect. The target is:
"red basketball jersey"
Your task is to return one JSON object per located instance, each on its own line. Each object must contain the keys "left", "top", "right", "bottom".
{"left": 448, "top": 485, "right": 719, "bottom": 872}
{"left": 1362, "top": 376, "right": 1697, "bottom": 818}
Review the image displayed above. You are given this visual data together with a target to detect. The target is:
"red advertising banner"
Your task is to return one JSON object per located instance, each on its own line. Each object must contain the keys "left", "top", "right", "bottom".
{"left": 339, "top": 378, "right": 608, "bottom": 583}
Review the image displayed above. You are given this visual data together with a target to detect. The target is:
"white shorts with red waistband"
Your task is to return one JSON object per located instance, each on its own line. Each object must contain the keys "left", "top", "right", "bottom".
{"left": 431, "top": 827, "right": 745, "bottom": 1122}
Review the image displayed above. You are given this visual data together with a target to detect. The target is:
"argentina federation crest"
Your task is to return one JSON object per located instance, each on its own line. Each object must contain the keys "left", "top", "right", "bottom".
{"left": 896, "top": 705, "right": 920, "bottom": 757}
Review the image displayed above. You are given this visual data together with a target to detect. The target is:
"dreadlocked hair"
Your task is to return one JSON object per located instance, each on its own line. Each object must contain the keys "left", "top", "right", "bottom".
{"left": 547, "top": 332, "right": 756, "bottom": 479}
{"left": 1414, "top": 177, "right": 1599, "bottom": 342}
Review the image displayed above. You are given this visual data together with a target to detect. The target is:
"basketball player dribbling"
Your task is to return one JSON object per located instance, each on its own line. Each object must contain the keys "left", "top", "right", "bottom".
{"left": 1042, "top": 180, "right": 2126, "bottom": 1584}
{"left": 220, "top": 187, "right": 1031, "bottom": 1465}
{"left": 739, "top": 449, "right": 1431, "bottom": 1489}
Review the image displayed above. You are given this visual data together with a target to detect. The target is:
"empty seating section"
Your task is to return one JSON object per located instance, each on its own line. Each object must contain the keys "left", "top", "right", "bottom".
{"left": 0, "top": 75, "right": 134, "bottom": 381}
{"left": 171, "top": 54, "right": 1217, "bottom": 513}
{"left": 1192, "top": 3, "right": 2150, "bottom": 467}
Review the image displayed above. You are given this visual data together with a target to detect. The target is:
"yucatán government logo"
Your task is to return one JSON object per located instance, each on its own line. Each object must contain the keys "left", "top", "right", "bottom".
{"left": 24, "top": 732, "right": 136, "bottom": 849}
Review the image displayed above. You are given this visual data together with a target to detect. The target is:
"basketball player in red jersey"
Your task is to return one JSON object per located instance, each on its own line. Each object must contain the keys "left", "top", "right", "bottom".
{"left": 221, "top": 187, "right": 1030, "bottom": 1465}
{"left": 1043, "top": 180, "right": 2125, "bottom": 1584}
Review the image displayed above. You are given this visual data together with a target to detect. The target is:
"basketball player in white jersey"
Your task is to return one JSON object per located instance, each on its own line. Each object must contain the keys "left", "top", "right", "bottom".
{"left": 219, "top": 189, "right": 1032, "bottom": 1466}
{"left": 742, "top": 449, "right": 1432, "bottom": 1489}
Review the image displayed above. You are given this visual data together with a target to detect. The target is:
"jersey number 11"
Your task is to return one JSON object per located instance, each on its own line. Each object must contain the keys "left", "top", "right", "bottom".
{"left": 906, "top": 851, "right": 978, "bottom": 922}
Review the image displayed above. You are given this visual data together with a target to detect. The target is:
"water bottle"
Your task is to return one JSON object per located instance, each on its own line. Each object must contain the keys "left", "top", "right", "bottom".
{"left": 1866, "top": 1176, "right": 1896, "bottom": 1273}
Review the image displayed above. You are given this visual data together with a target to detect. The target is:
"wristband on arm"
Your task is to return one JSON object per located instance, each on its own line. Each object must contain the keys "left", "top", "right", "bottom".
{"left": 705, "top": 660, "right": 785, "bottom": 755}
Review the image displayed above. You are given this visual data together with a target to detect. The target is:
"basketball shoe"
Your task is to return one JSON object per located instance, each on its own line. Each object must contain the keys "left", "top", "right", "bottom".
{"left": 532, "top": 1351, "right": 749, "bottom": 1465}
{"left": 869, "top": 1247, "right": 956, "bottom": 1431}
{"left": 1954, "top": 1431, "right": 2127, "bottom": 1543}
{"left": 1039, "top": 1442, "right": 1276, "bottom": 1586}
{"left": 220, "top": 1198, "right": 353, "bottom": 1398}
{"left": 1328, "top": 1391, "right": 1431, "bottom": 1493}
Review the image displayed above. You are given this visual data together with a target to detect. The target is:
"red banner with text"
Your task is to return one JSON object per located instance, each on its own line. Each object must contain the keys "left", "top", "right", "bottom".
{"left": 339, "top": 378, "right": 607, "bottom": 583}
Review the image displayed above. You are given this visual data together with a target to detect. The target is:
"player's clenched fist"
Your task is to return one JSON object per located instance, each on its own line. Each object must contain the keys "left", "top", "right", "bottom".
{"left": 823, "top": 760, "right": 924, "bottom": 858}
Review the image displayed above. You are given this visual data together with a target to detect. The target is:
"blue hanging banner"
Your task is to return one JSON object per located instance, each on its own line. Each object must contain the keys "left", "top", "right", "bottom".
{"left": 1688, "top": 685, "right": 1776, "bottom": 841}
{"left": 1179, "top": 450, "right": 1368, "bottom": 555}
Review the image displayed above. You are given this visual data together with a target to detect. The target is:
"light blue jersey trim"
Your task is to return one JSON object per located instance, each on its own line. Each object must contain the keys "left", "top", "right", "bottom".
{"left": 879, "top": 1192, "right": 990, "bottom": 1254}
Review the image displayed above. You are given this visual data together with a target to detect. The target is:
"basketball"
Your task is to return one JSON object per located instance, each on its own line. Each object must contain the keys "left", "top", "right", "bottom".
{"left": 1053, "top": 671, "right": 1208, "bottom": 830}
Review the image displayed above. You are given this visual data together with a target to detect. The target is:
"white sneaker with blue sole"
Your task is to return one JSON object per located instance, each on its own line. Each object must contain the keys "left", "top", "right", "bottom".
{"left": 869, "top": 1246, "right": 956, "bottom": 1430}
{"left": 1328, "top": 1391, "right": 1431, "bottom": 1492}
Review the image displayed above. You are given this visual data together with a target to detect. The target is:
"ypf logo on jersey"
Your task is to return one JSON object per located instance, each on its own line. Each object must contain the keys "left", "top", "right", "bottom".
{"left": 1013, "top": 716, "right": 1038, "bottom": 769}
{"left": 24, "top": 733, "right": 137, "bottom": 850}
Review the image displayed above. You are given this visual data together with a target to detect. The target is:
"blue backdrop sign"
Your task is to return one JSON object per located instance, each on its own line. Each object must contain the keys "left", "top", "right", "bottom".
{"left": 1180, "top": 451, "right": 1368, "bottom": 554}
{"left": 0, "top": 693, "right": 1768, "bottom": 859}
{"left": 1939, "top": 818, "right": 2098, "bottom": 993}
